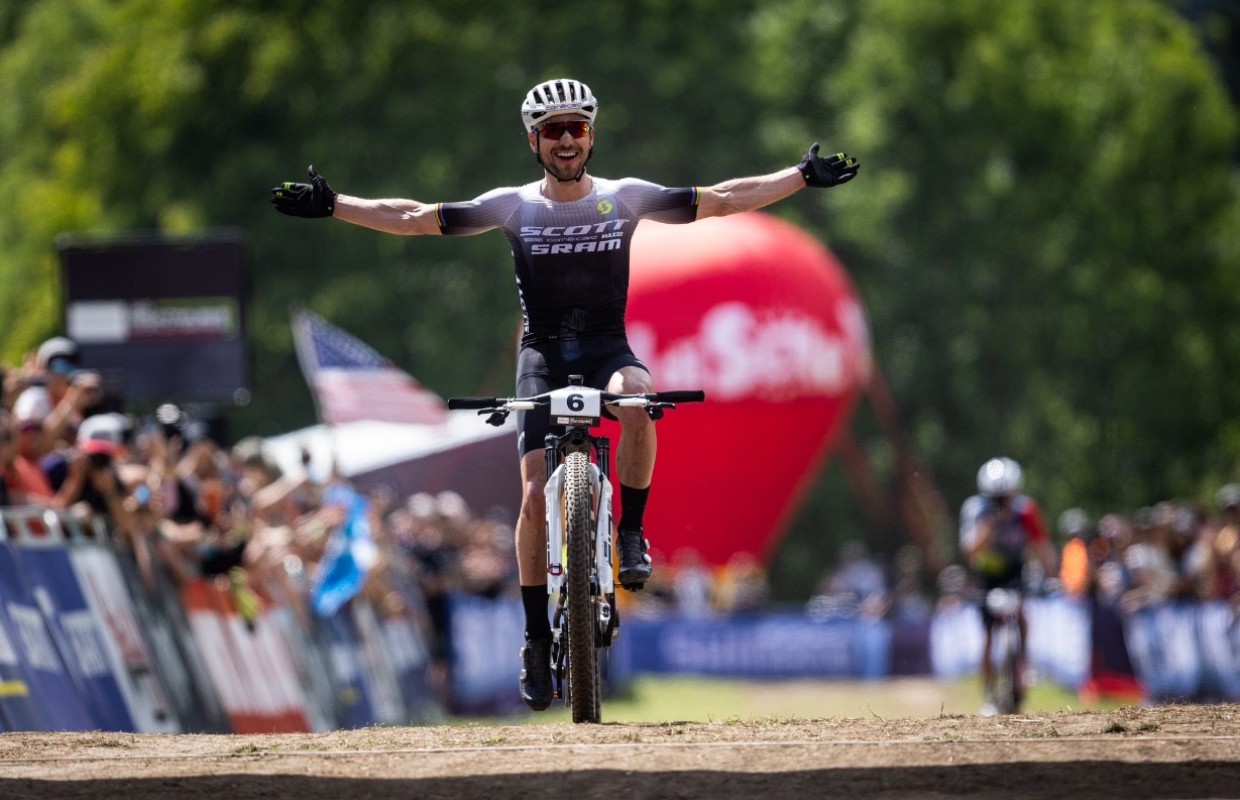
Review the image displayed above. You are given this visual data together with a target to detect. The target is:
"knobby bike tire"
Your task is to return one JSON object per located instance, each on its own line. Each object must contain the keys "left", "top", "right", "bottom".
{"left": 993, "top": 623, "right": 1019, "bottom": 715}
{"left": 564, "top": 449, "right": 601, "bottom": 723}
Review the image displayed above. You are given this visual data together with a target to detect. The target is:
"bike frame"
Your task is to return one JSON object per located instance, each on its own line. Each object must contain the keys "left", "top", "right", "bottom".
{"left": 447, "top": 378, "right": 703, "bottom": 723}
{"left": 985, "top": 587, "right": 1024, "bottom": 714}
{"left": 542, "top": 386, "right": 615, "bottom": 600}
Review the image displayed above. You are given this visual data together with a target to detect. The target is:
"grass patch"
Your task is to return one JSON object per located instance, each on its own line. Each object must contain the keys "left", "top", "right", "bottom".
{"left": 469, "top": 675, "right": 1132, "bottom": 725}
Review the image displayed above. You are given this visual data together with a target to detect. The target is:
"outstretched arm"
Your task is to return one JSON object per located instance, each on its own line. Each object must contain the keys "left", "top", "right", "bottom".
{"left": 332, "top": 195, "right": 442, "bottom": 236}
{"left": 271, "top": 166, "right": 442, "bottom": 236}
{"left": 697, "top": 167, "right": 806, "bottom": 219}
{"left": 697, "top": 143, "right": 860, "bottom": 219}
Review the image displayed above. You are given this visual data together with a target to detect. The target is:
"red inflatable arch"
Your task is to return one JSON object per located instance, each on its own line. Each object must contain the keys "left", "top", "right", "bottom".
{"left": 611, "top": 211, "right": 871, "bottom": 567}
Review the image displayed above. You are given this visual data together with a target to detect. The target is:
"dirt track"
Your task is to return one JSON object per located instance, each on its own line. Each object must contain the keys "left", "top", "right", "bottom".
{"left": 0, "top": 704, "right": 1237, "bottom": 799}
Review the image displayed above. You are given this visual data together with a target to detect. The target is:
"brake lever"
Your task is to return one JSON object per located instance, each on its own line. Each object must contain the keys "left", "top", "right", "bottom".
{"left": 483, "top": 410, "right": 510, "bottom": 427}
{"left": 646, "top": 404, "right": 667, "bottom": 421}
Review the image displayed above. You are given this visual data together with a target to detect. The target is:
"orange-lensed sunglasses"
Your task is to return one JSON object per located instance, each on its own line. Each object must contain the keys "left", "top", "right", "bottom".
{"left": 536, "top": 120, "right": 592, "bottom": 140}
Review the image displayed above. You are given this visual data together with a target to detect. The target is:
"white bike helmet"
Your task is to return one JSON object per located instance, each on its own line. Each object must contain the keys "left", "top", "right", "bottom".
{"left": 977, "top": 457, "right": 1023, "bottom": 497}
{"left": 1057, "top": 507, "right": 1091, "bottom": 538}
{"left": 521, "top": 78, "right": 598, "bottom": 133}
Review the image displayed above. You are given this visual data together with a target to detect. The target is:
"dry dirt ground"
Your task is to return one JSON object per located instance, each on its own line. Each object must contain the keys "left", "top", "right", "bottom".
{"left": 0, "top": 704, "right": 1238, "bottom": 799}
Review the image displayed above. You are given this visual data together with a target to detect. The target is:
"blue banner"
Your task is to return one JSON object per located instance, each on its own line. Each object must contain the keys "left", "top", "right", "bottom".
{"left": 0, "top": 542, "right": 93, "bottom": 730}
{"left": 1125, "top": 601, "right": 1240, "bottom": 702}
{"left": 611, "top": 612, "right": 895, "bottom": 679}
{"left": 319, "top": 611, "right": 378, "bottom": 728}
{"left": 17, "top": 546, "right": 136, "bottom": 731}
{"left": 0, "top": 579, "right": 49, "bottom": 731}
{"left": 931, "top": 597, "right": 1090, "bottom": 687}
{"left": 446, "top": 593, "right": 525, "bottom": 714}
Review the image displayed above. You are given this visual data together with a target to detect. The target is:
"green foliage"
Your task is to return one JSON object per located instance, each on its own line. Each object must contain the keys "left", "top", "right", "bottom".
{"left": 754, "top": 0, "right": 1240, "bottom": 529}
{"left": 1, "top": 0, "right": 1238, "bottom": 579}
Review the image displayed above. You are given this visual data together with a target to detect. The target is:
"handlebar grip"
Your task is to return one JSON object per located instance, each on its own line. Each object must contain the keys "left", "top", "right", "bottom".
{"left": 654, "top": 390, "right": 706, "bottom": 404}
{"left": 447, "top": 397, "right": 500, "bottom": 410}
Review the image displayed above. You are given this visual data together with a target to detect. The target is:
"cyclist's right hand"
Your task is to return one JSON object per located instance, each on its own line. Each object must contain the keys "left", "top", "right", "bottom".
{"left": 270, "top": 165, "right": 337, "bottom": 218}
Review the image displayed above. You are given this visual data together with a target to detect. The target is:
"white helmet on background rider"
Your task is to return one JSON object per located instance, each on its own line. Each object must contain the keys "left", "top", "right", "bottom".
{"left": 520, "top": 78, "right": 598, "bottom": 133}
{"left": 977, "top": 457, "right": 1023, "bottom": 498}
{"left": 1057, "top": 507, "right": 1091, "bottom": 539}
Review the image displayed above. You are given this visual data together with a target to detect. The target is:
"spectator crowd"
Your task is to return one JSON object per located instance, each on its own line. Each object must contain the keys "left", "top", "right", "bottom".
{"left": 4, "top": 334, "right": 1239, "bottom": 710}
{"left": 1, "top": 335, "right": 524, "bottom": 712}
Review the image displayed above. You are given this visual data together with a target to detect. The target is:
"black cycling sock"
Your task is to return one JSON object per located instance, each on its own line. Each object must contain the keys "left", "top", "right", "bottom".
{"left": 522, "top": 584, "right": 551, "bottom": 640}
{"left": 619, "top": 484, "right": 650, "bottom": 532}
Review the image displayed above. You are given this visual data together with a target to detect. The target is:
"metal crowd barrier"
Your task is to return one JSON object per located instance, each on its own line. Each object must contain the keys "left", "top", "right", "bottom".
{"left": 0, "top": 504, "right": 440, "bottom": 732}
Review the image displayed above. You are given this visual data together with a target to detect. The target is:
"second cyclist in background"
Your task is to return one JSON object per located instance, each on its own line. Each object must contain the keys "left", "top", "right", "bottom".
{"left": 959, "top": 456, "right": 1057, "bottom": 715}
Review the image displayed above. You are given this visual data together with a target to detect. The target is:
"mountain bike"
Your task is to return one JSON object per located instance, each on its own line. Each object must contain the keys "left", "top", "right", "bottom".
{"left": 984, "top": 587, "right": 1024, "bottom": 715}
{"left": 448, "top": 377, "right": 704, "bottom": 723}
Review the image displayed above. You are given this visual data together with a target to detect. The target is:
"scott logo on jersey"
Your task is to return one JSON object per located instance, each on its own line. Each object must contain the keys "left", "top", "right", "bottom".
{"left": 519, "top": 217, "right": 631, "bottom": 255}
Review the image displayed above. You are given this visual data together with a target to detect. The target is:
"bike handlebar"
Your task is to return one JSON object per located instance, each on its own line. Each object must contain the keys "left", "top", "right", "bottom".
{"left": 652, "top": 390, "right": 706, "bottom": 404}
{"left": 447, "top": 389, "right": 706, "bottom": 412}
{"left": 447, "top": 396, "right": 502, "bottom": 410}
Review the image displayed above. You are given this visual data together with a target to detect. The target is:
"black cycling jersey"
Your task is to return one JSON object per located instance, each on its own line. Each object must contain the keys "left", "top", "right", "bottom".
{"left": 436, "top": 177, "right": 698, "bottom": 344}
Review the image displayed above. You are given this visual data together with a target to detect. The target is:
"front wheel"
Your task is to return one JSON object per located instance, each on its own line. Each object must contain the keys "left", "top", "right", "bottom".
{"left": 991, "top": 621, "right": 1020, "bottom": 714}
{"left": 564, "top": 449, "right": 601, "bottom": 723}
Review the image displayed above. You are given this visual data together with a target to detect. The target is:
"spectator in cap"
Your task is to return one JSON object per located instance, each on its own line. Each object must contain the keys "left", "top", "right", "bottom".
{"left": 57, "top": 413, "right": 136, "bottom": 534}
{"left": 5, "top": 392, "right": 57, "bottom": 506}
{"left": 36, "top": 336, "right": 80, "bottom": 370}
{"left": 46, "top": 339, "right": 106, "bottom": 443}
{"left": 1057, "top": 508, "right": 1094, "bottom": 598}
{"left": 10, "top": 336, "right": 105, "bottom": 448}
{"left": 1, "top": 403, "right": 60, "bottom": 506}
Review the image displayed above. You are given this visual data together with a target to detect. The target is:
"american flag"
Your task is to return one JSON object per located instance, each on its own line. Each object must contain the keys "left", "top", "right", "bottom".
{"left": 292, "top": 308, "right": 447, "bottom": 425}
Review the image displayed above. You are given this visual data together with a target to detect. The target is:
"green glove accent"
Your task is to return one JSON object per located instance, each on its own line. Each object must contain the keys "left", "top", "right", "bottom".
{"left": 797, "top": 143, "right": 860, "bottom": 188}
{"left": 270, "top": 165, "right": 337, "bottom": 218}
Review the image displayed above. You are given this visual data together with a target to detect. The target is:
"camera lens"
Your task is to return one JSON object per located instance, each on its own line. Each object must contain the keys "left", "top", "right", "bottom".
{"left": 88, "top": 452, "right": 112, "bottom": 468}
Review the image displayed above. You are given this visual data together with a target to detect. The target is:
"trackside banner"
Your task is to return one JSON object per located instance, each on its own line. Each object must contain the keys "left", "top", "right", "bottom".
{"left": 319, "top": 611, "right": 380, "bottom": 729}
{"left": 446, "top": 593, "right": 526, "bottom": 714}
{"left": 0, "top": 561, "right": 49, "bottom": 731}
{"left": 612, "top": 612, "right": 894, "bottom": 679}
{"left": 931, "top": 598, "right": 1090, "bottom": 688}
{"left": 0, "top": 539, "right": 94, "bottom": 730}
{"left": 179, "top": 579, "right": 313, "bottom": 733}
{"left": 1124, "top": 602, "right": 1240, "bottom": 702}
{"left": 16, "top": 543, "right": 136, "bottom": 731}
{"left": 70, "top": 547, "right": 180, "bottom": 732}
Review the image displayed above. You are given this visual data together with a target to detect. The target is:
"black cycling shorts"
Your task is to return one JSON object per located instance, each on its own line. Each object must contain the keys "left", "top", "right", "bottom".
{"left": 515, "top": 336, "right": 647, "bottom": 456}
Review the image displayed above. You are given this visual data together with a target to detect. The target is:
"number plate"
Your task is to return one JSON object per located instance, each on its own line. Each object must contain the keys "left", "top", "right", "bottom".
{"left": 549, "top": 386, "right": 602, "bottom": 425}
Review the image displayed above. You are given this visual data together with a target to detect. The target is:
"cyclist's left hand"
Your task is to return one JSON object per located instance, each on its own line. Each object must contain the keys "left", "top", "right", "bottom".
{"left": 797, "top": 143, "right": 860, "bottom": 188}
{"left": 271, "top": 165, "right": 337, "bottom": 218}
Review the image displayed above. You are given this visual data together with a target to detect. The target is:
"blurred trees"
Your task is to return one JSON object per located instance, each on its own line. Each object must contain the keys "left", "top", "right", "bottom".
{"left": 1, "top": 1, "right": 1237, "bottom": 592}
{"left": 752, "top": 0, "right": 1240, "bottom": 575}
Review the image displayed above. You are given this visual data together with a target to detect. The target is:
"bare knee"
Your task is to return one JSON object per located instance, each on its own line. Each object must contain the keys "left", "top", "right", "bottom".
{"left": 608, "top": 366, "right": 653, "bottom": 396}
{"left": 609, "top": 366, "right": 655, "bottom": 430}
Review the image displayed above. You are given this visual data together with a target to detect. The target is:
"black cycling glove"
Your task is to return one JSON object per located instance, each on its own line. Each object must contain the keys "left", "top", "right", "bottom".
{"left": 797, "top": 143, "right": 860, "bottom": 188}
{"left": 270, "top": 165, "right": 337, "bottom": 218}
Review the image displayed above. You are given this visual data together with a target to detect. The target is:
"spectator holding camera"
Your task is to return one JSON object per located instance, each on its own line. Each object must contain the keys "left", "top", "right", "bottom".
{"left": 57, "top": 414, "right": 135, "bottom": 532}
{"left": 22, "top": 338, "right": 106, "bottom": 446}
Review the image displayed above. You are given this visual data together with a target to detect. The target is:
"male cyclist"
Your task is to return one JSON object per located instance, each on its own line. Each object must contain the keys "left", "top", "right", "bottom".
{"left": 272, "top": 78, "right": 860, "bottom": 711}
{"left": 959, "top": 456, "right": 1056, "bottom": 715}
